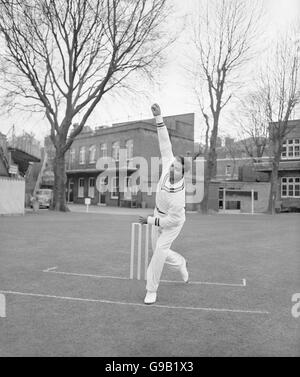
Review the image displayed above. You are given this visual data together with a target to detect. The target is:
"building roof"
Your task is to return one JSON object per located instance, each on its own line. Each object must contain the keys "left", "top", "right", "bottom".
{"left": 66, "top": 166, "right": 138, "bottom": 175}
{"left": 8, "top": 147, "right": 41, "bottom": 176}
{"left": 74, "top": 113, "right": 195, "bottom": 142}
{"left": 9, "top": 147, "right": 41, "bottom": 163}
{"left": 254, "top": 160, "right": 300, "bottom": 172}
{"left": 270, "top": 119, "right": 300, "bottom": 127}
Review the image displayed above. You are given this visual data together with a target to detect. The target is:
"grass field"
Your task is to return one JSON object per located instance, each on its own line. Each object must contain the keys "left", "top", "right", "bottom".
{"left": 0, "top": 210, "right": 299, "bottom": 357}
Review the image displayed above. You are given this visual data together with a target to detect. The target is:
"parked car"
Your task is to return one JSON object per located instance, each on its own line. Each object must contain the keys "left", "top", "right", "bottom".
{"left": 32, "top": 189, "right": 53, "bottom": 209}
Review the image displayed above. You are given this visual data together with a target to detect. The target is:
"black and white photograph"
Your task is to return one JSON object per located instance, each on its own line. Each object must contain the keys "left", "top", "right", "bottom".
{"left": 0, "top": 0, "right": 299, "bottom": 362}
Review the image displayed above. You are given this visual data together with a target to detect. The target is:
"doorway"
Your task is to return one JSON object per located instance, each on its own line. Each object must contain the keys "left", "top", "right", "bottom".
{"left": 68, "top": 179, "right": 74, "bottom": 203}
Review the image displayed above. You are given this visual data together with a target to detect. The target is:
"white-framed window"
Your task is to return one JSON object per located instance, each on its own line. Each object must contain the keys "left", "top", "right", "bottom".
{"left": 126, "top": 177, "right": 138, "bottom": 196}
{"left": 98, "top": 176, "right": 108, "bottom": 193}
{"left": 126, "top": 176, "right": 132, "bottom": 188}
{"left": 111, "top": 176, "right": 118, "bottom": 199}
{"left": 78, "top": 178, "right": 85, "bottom": 198}
{"left": 281, "top": 139, "right": 300, "bottom": 159}
{"left": 225, "top": 165, "right": 231, "bottom": 177}
{"left": 126, "top": 139, "right": 133, "bottom": 161}
{"left": 79, "top": 147, "right": 86, "bottom": 165}
{"left": 100, "top": 143, "right": 107, "bottom": 158}
{"left": 112, "top": 141, "right": 120, "bottom": 161}
{"left": 88, "top": 177, "right": 95, "bottom": 198}
{"left": 123, "top": 176, "right": 131, "bottom": 199}
{"left": 69, "top": 148, "right": 75, "bottom": 165}
{"left": 89, "top": 145, "right": 97, "bottom": 164}
{"left": 124, "top": 176, "right": 134, "bottom": 193}
{"left": 281, "top": 177, "right": 300, "bottom": 198}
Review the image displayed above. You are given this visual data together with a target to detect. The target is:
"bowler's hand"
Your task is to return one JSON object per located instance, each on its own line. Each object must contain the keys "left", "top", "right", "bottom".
{"left": 138, "top": 216, "right": 148, "bottom": 225}
{"left": 151, "top": 103, "right": 161, "bottom": 117}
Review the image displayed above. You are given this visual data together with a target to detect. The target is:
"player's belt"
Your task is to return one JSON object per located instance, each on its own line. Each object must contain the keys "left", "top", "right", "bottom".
{"left": 156, "top": 206, "right": 166, "bottom": 215}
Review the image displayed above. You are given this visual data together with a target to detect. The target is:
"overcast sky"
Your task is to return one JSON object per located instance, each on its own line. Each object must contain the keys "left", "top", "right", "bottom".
{"left": 0, "top": 0, "right": 299, "bottom": 144}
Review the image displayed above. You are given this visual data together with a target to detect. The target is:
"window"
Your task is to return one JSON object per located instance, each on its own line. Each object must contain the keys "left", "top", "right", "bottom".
{"left": 79, "top": 147, "right": 86, "bottom": 165}
{"left": 126, "top": 176, "right": 132, "bottom": 188}
{"left": 225, "top": 165, "right": 231, "bottom": 177}
{"left": 296, "top": 179, "right": 300, "bottom": 197}
{"left": 68, "top": 148, "right": 75, "bottom": 168}
{"left": 112, "top": 141, "right": 120, "bottom": 161}
{"left": 281, "top": 139, "right": 300, "bottom": 159}
{"left": 89, "top": 145, "right": 97, "bottom": 164}
{"left": 88, "top": 177, "right": 95, "bottom": 198}
{"left": 125, "top": 176, "right": 136, "bottom": 194}
{"left": 281, "top": 177, "right": 300, "bottom": 198}
{"left": 98, "top": 176, "right": 108, "bottom": 197}
{"left": 111, "top": 176, "right": 118, "bottom": 199}
{"left": 126, "top": 139, "right": 133, "bottom": 161}
{"left": 70, "top": 149, "right": 75, "bottom": 163}
{"left": 100, "top": 143, "right": 107, "bottom": 158}
{"left": 78, "top": 178, "right": 85, "bottom": 198}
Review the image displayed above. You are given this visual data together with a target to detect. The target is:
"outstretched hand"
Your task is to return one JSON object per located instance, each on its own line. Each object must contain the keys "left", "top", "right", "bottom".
{"left": 138, "top": 216, "right": 148, "bottom": 225}
{"left": 151, "top": 103, "right": 161, "bottom": 117}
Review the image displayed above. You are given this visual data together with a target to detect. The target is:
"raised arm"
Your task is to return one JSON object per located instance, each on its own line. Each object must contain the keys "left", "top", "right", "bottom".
{"left": 151, "top": 104, "right": 174, "bottom": 165}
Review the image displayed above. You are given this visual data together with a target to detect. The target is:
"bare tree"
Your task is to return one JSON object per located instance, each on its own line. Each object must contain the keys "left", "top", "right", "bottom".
{"left": 258, "top": 32, "right": 300, "bottom": 214}
{"left": 0, "top": 0, "right": 171, "bottom": 211}
{"left": 189, "top": 0, "right": 261, "bottom": 213}
{"left": 235, "top": 92, "right": 269, "bottom": 161}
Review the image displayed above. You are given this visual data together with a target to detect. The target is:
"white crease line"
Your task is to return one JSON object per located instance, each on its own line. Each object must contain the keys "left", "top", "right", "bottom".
{"left": 0, "top": 290, "right": 270, "bottom": 315}
{"left": 43, "top": 267, "right": 58, "bottom": 272}
{"left": 44, "top": 270, "right": 129, "bottom": 280}
{"left": 43, "top": 269, "right": 246, "bottom": 287}
{"left": 161, "top": 279, "right": 245, "bottom": 287}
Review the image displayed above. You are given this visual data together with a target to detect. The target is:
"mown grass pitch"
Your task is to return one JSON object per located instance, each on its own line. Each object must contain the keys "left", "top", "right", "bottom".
{"left": 0, "top": 211, "right": 299, "bottom": 356}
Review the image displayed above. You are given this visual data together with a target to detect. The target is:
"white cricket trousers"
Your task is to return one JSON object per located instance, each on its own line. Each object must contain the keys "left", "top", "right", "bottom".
{"left": 146, "top": 222, "right": 186, "bottom": 293}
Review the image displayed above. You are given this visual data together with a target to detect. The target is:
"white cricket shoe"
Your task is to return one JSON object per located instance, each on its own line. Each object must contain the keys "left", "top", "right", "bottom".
{"left": 144, "top": 291, "right": 157, "bottom": 305}
{"left": 180, "top": 259, "right": 189, "bottom": 283}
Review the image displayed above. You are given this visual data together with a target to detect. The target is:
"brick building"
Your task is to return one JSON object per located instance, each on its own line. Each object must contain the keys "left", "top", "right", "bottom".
{"left": 254, "top": 119, "right": 300, "bottom": 211}
{"left": 65, "top": 114, "right": 195, "bottom": 208}
{"left": 205, "top": 160, "right": 271, "bottom": 214}
{"left": 206, "top": 119, "right": 300, "bottom": 213}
